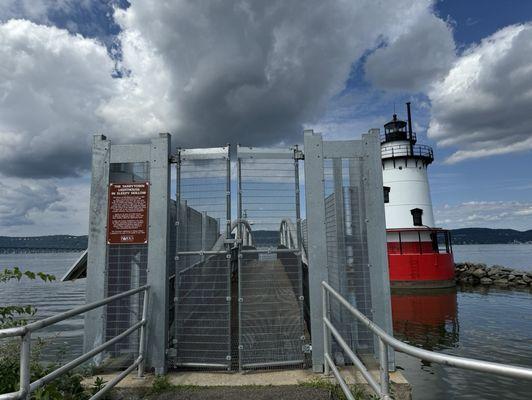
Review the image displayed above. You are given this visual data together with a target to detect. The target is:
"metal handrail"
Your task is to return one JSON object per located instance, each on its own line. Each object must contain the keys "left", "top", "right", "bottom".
{"left": 279, "top": 218, "right": 308, "bottom": 265}
{"left": 0, "top": 285, "right": 150, "bottom": 400}
{"left": 321, "top": 281, "right": 532, "bottom": 400}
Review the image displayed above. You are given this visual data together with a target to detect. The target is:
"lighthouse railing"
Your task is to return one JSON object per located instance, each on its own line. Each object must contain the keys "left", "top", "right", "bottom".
{"left": 321, "top": 280, "right": 532, "bottom": 400}
{"left": 381, "top": 144, "right": 433, "bottom": 161}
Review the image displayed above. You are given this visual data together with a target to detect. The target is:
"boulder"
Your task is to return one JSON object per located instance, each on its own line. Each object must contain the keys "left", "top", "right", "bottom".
{"left": 480, "top": 277, "right": 493, "bottom": 285}
{"left": 523, "top": 274, "right": 532, "bottom": 283}
{"left": 487, "top": 267, "right": 502, "bottom": 276}
{"left": 508, "top": 274, "right": 516, "bottom": 281}
{"left": 459, "top": 276, "right": 474, "bottom": 284}
{"left": 472, "top": 268, "right": 487, "bottom": 278}
{"left": 493, "top": 279, "right": 509, "bottom": 286}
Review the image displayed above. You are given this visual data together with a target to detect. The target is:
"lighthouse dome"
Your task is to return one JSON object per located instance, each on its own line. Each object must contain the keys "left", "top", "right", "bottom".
{"left": 383, "top": 114, "right": 414, "bottom": 143}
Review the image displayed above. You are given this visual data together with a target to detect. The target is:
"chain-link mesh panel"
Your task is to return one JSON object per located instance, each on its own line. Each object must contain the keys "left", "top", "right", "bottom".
{"left": 238, "top": 153, "right": 306, "bottom": 369}
{"left": 323, "top": 158, "right": 374, "bottom": 361}
{"left": 174, "top": 153, "right": 231, "bottom": 368}
{"left": 105, "top": 162, "right": 149, "bottom": 367}
{"left": 175, "top": 254, "right": 230, "bottom": 366}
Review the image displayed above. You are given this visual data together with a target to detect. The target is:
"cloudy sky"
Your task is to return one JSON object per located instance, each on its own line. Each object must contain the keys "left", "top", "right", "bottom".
{"left": 0, "top": 0, "right": 531, "bottom": 236}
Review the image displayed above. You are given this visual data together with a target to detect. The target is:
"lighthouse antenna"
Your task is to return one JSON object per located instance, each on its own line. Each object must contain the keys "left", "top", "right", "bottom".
{"left": 406, "top": 102, "right": 414, "bottom": 154}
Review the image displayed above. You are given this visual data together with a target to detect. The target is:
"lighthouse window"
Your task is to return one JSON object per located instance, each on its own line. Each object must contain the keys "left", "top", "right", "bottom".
{"left": 410, "top": 208, "right": 423, "bottom": 226}
{"left": 383, "top": 186, "right": 390, "bottom": 203}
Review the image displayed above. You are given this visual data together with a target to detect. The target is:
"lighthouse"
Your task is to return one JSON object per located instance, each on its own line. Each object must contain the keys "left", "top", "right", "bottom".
{"left": 381, "top": 103, "right": 455, "bottom": 288}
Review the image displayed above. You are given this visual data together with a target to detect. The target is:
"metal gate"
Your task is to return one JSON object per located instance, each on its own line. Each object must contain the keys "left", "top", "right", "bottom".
{"left": 172, "top": 145, "right": 307, "bottom": 370}
{"left": 173, "top": 147, "right": 232, "bottom": 369}
{"left": 236, "top": 145, "right": 307, "bottom": 369}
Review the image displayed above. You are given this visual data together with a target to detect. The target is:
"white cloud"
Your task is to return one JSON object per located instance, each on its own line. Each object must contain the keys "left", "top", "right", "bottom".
{"left": 364, "top": 9, "right": 455, "bottom": 92}
{"left": 0, "top": 1, "right": 452, "bottom": 180}
{"left": 0, "top": 0, "right": 462, "bottom": 235}
{"left": 0, "top": 175, "right": 89, "bottom": 235}
{"left": 0, "top": 177, "right": 63, "bottom": 228}
{"left": 434, "top": 201, "right": 532, "bottom": 230}
{"left": 110, "top": 0, "right": 450, "bottom": 147}
{"left": 0, "top": 19, "right": 116, "bottom": 178}
{"left": 428, "top": 24, "right": 532, "bottom": 163}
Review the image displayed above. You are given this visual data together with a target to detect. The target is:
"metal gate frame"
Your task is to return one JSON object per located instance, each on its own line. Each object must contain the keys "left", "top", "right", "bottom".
{"left": 236, "top": 145, "right": 307, "bottom": 370}
{"left": 303, "top": 129, "right": 394, "bottom": 372}
{"left": 173, "top": 146, "right": 233, "bottom": 369}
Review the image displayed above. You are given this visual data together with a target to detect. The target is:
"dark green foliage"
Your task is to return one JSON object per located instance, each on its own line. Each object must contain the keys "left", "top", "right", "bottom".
{"left": 0, "top": 267, "right": 55, "bottom": 283}
{"left": 90, "top": 376, "right": 109, "bottom": 399}
{"left": 151, "top": 375, "right": 174, "bottom": 394}
{"left": 0, "top": 268, "right": 55, "bottom": 329}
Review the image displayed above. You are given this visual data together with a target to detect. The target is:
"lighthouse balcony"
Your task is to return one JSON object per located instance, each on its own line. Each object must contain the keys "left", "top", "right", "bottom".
{"left": 381, "top": 143, "right": 434, "bottom": 163}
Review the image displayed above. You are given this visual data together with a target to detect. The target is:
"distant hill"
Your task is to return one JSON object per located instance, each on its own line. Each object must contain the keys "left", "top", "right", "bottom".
{"left": 0, "top": 235, "right": 87, "bottom": 253}
{"left": 450, "top": 228, "right": 532, "bottom": 245}
{"left": 1, "top": 228, "right": 531, "bottom": 252}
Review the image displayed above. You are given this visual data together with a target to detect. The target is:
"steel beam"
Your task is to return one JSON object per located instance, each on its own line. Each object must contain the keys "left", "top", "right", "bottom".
{"left": 303, "top": 130, "right": 329, "bottom": 372}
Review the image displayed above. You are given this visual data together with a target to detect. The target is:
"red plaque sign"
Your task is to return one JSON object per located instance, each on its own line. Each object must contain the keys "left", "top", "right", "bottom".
{"left": 107, "top": 182, "right": 149, "bottom": 244}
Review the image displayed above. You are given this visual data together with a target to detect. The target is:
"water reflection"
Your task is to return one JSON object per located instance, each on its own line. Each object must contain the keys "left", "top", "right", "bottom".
{"left": 391, "top": 288, "right": 459, "bottom": 351}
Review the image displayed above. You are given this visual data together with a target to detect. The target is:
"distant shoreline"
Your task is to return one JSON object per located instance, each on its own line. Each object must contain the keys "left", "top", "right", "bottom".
{"left": 450, "top": 228, "right": 532, "bottom": 245}
{"left": 1, "top": 228, "right": 532, "bottom": 251}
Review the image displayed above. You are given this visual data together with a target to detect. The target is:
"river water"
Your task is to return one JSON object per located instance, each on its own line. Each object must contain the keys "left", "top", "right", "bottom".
{"left": 1, "top": 246, "right": 531, "bottom": 399}
{"left": 453, "top": 243, "right": 532, "bottom": 272}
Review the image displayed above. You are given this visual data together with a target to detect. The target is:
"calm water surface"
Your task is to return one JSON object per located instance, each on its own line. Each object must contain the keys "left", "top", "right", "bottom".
{"left": 1, "top": 250, "right": 531, "bottom": 399}
{"left": 453, "top": 243, "right": 532, "bottom": 272}
{"left": 0, "top": 252, "right": 85, "bottom": 361}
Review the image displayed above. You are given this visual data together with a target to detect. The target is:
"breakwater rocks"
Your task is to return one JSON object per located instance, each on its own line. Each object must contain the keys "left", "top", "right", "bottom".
{"left": 455, "top": 263, "right": 532, "bottom": 288}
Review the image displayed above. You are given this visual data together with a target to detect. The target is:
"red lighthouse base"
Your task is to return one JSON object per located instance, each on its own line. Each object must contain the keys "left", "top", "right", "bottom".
{"left": 387, "top": 228, "right": 455, "bottom": 289}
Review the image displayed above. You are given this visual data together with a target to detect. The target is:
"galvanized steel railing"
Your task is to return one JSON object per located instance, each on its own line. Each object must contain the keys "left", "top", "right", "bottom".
{"left": 321, "top": 281, "right": 532, "bottom": 400}
{"left": 0, "top": 285, "right": 150, "bottom": 400}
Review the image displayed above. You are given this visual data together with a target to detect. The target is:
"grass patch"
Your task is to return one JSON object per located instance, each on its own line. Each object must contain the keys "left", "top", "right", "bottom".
{"left": 149, "top": 375, "right": 205, "bottom": 395}
{"left": 299, "top": 377, "right": 369, "bottom": 400}
{"left": 151, "top": 375, "right": 174, "bottom": 393}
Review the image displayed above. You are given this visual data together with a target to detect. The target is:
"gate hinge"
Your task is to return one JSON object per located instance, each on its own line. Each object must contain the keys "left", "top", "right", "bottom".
{"left": 302, "top": 344, "right": 312, "bottom": 353}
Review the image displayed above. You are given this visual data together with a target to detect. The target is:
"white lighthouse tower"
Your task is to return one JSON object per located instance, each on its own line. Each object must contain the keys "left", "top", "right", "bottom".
{"left": 381, "top": 103, "right": 454, "bottom": 288}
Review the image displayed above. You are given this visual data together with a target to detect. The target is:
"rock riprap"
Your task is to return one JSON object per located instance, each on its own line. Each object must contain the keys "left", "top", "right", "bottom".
{"left": 455, "top": 262, "right": 532, "bottom": 288}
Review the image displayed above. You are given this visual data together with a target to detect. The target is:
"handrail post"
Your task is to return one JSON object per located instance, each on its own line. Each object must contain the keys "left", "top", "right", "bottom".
{"left": 379, "top": 338, "right": 390, "bottom": 399}
{"left": 322, "top": 285, "right": 330, "bottom": 375}
{"left": 137, "top": 288, "right": 149, "bottom": 378}
{"left": 20, "top": 331, "right": 31, "bottom": 400}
